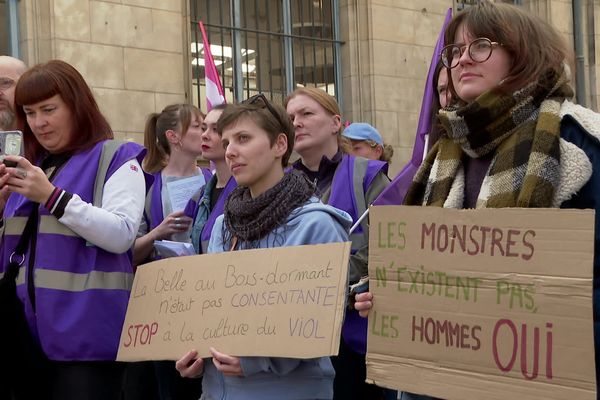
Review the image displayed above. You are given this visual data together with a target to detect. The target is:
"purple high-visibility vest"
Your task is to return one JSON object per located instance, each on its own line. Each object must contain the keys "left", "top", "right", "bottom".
{"left": 199, "top": 176, "right": 237, "bottom": 253}
{"left": 145, "top": 168, "right": 212, "bottom": 230}
{"left": 0, "top": 140, "right": 146, "bottom": 361}
{"left": 186, "top": 175, "right": 237, "bottom": 254}
{"left": 326, "top": 154, "right": 387, "bottom": 355}
{"left": 327, "top": 154, "right": 386, "bottom": 251}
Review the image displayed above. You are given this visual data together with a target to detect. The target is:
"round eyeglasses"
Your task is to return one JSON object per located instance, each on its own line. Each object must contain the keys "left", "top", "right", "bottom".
{"left": 441, "top": 38, "right": 501, "bottom": 69}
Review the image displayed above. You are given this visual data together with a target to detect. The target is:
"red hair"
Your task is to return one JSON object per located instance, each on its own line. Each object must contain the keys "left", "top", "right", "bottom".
{"left": 14, "top": 60, "right": 113, "bottom": 161}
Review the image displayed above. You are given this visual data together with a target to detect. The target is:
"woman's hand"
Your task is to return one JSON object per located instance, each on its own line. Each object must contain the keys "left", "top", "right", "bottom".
{"left": 0, "top": 156, "right": 54, "bottom": 204}
{"left": 175, "top": 350, "right": 204, "bottom": 378}
{"left": 210, "top": 347, "right": 243, "bottom": 377}
{"left": 354, "top": 291, "right": 373, "bottom": 318}
{"left": 151, "top": 210, "right": 192, "bottom": 240}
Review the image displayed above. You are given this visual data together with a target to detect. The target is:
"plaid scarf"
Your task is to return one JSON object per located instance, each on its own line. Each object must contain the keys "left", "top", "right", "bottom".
{"left": 404, "top": 67, "right": 574, "bottom": 208}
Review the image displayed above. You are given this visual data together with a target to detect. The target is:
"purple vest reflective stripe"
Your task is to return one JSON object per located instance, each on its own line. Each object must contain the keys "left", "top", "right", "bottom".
{"left": 0, "top": 140, "right": 146, "bottom": 361}
{"left": 148, "top": 171, "right": 163, "bottom": 230}
{"left": 147, "top": 168, "right": 212, "bottom": 230}
{"left": 328, "top": 155, "right": 386, "bottom": 355}
{"left": 328, "top": 154, "right": 386, "bottom": 240}
{"left": 200, "top": 176, "right": 237, "bottom": 252}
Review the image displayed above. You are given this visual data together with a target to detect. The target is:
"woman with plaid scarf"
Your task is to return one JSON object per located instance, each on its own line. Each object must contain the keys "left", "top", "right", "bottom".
{"left": 356, "top": 1, "right": 600, "bottom": 399}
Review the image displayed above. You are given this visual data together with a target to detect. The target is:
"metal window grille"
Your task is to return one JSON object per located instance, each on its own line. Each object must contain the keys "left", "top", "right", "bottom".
{"left": 454, "top": 0, "right": 522, "bottom": 12}
{"left": 454, "top": 0, "right": 480, "bottom": 12}
{"left": 190, "top": 0, "right": 342, "bottom": 109}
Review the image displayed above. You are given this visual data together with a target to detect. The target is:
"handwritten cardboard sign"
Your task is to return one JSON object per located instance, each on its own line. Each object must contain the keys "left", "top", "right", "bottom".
{"left": 117, "top": 242, "right": 351, "bottom": 361}
{"left": 366, "top": 206, "right": 596, "bottom": 400}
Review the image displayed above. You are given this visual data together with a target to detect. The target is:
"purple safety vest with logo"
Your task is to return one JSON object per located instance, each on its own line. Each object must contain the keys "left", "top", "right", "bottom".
{"left": 147, "top": 168, "right": 213, "bottom": 230}
{"left": 0, "top": 140, "right": 146, "bottom": 361}
{"left": 327, "top": 154, "right": 387, "bottom": 355}
{"left": 199, "top": 176, "right": 238, "bottom": 252}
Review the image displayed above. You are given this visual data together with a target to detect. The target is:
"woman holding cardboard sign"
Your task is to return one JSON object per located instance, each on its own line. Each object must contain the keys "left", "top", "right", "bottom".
{"left": 356, "top": 1, "right": 600, "bottom": 398}
{"left": 175, "top": 95, "right": 351, "bottom": 399}
{"left": 285, "top": 87, "right": 391, "bottom": 400}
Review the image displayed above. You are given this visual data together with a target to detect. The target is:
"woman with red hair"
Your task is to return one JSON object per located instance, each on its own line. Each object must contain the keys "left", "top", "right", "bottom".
{"left": 0, "top": 60, "right": 148, "bottom": 399}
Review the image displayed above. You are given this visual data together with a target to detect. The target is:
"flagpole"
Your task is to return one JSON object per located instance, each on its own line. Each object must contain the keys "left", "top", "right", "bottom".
{"left": 349, "top": 10, "right": 451, "bottom": 234}
{"left": 198, "top": 20, "right": 226, "bottom": 111}
{"left": 349, "top": 209, "right": 369, "bottom": 235}
{"left": 370, "top": 8, "right": 452, "bottom": 207}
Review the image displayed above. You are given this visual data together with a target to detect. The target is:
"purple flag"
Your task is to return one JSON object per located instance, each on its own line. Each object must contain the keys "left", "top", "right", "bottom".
{"left": 373, "top": 8, "right": 452, "bottom": 206}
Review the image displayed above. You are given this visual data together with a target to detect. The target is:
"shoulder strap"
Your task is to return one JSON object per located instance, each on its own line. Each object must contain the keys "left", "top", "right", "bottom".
{"left": 7, "top": 154, "right": 70, "bottom": 264}
{"left": 352, "top": 157, "right": 369, "bottom": 234}
{"left": 93, "top": 140, "right": 126, "bottom": 208}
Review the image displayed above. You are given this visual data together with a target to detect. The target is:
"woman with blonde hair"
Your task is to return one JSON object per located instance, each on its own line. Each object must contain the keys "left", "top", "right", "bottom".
{"left": 285, "top": 87, "right": 390, "bottom": 399}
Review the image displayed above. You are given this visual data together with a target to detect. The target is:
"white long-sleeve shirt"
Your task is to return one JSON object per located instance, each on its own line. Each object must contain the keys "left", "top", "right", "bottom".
{"left": 57, "top": 159, "right": 146, "bottom": 253}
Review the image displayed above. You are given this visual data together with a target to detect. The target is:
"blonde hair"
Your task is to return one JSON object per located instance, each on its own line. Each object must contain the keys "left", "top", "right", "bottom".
{"left": 285, "top": 87, "right": 349, "bottom": 152}
{"left": 344, "top": 136, "right": 394, "bottom": 163}
{"left": 381, "top": 144, "right": 394, "bottom": 163}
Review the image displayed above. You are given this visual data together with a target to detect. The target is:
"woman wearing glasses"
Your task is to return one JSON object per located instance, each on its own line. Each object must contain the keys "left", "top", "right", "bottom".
{"left": 356, "top": 1, "right": 600, "bottom": 398}
{"left": 176, "top": 96, "right": 351, "bottom": 399}
{"left": 285, "top": 88, "right": 390, "bottom": 399}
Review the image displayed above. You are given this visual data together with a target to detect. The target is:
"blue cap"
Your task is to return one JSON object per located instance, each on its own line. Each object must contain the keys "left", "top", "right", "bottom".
{"left": 342, "top": 123, "right": 383, "bottom": 146}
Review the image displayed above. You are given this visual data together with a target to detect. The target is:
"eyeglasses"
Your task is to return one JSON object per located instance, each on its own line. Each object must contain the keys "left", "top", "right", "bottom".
{"left": 0, "top": 77, "right": 15, "bottom": 91}
{"left": 441, "top": 38, "right": 502, "bottom": 69}
{"left": 244, "top": 93, "right": 286, "bottom": 130}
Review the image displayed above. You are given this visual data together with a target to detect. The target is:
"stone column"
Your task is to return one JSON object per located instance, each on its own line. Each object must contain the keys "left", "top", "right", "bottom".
{"left": 339, "top": 0, "right": 452, "bottom": 175}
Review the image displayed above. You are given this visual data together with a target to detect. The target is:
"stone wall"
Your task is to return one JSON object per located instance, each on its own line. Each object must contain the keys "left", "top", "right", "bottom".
{"left": 13, "top": 0, "right": 600, "bottom": 176}
{"left": 340, "top": 0, "right": 600, "bottom": 176}
{"left": 18, "top": 0, "right": 189, "bottom": 143}
{"left": 339, "top": 0, "right": 451, "bottom": 176}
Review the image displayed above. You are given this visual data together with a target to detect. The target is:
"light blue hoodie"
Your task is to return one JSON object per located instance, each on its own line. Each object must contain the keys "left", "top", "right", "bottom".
{"left": 202, "top": 197, "right": 352, "bottom": 400}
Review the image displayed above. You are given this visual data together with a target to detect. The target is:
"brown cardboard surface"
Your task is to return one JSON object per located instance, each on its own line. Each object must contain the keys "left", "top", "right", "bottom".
{"left": 366, "top": 206, "right": 596, "bottom": 400}
{"left": 116, "top": 242, "right": 351, "bottom": 361}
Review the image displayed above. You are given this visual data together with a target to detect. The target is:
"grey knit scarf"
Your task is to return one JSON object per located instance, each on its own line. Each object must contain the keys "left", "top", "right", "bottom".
{"left": 223, "top": 169, "right": 315, "bottom": 248}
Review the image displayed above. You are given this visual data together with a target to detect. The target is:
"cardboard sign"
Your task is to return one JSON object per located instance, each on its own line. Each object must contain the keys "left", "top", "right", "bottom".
{"left": 366, "top": 206, "right": 596, "bottom": 400}
{"left": 117, "top": 242, "right": 351, "bottom": 361}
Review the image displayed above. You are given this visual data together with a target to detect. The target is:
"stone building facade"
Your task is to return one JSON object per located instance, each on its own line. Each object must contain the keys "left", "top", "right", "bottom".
{"left": 5, "top": 0, "right": 599, "bottom": 175}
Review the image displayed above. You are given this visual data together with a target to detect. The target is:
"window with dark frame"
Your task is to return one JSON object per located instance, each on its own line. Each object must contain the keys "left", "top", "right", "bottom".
{"left": 190, "top": 0, "right": 341, "bottom": 110}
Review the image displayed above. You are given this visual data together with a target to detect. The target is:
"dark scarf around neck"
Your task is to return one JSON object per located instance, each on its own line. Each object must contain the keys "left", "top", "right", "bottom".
{"left": 223, "top": 169, "right": 315, "bottom": 247}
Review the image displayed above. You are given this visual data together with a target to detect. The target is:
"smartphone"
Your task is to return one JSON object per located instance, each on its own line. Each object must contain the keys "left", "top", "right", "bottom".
{"left": 350, "top": 276, "right": 370, "bottom": 294}
{"left": 0, "top": 130, "right": 24, "bottom": 167}
{"left": 348, "top": 276, "right": 370, "bottom": 310}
